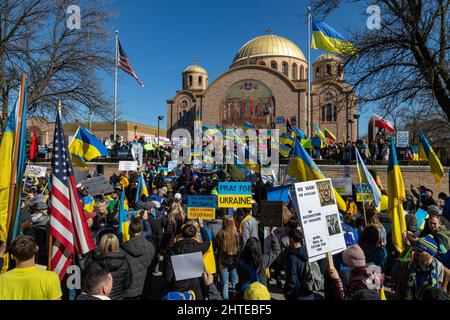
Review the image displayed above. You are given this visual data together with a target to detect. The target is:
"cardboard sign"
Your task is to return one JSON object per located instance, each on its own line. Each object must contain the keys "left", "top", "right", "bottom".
{"left": 416, "top": 209, "right": 429, "bottom": 231}
{"left": 25, "top": 165, "right": 47, "bottom": 178}
{"left": 331, "top": 178, "right": 353, "bottom": 196}
{"left": 79, "top": 176, "right": 114, "bottom": 196}
{"left": 294, "top": 179, "right": 346, "bottom": 262}
{"left": 117, "top": 149, "right": 131, "bottom": 159}
{"left": 168, "top": 160, "right": 178, "bottom": 172}
{"left": 187, "top": 196, "right": 217, "bottom": 220}
{"left": 397, "top": 131, "right": 410, "bottom": 148}
{"left": 131, "top": 144, "right": 144, "bottom": 168}
{"left": 218, "top": 195, "right": 253, "bottom": 208}
{"left": 218, "top": 182, "right": 252, "bottom": 195}
{"left": 119, "top": 161, "right": 138, "bottom": 172}
{"left": 171, "top": 252, "right": 205, "bottom": 281}
{"left": 259, "top": 201, "right": 283, "bottom": 227}
{"left": 356, "top": 184, "right": 374, "bottom": 203}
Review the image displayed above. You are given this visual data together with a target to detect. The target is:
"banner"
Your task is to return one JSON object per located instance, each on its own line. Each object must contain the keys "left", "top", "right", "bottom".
{"left": 168, "top": 160, "right": 178, "bottom": 173}
{"left": 355, "top": 184, "right": 374, "bottom": 203}
{"left": 218, "top": 182, "right": 252, "bottom": 209}
{"left": 131, "top": 144, "right": 144, "bottom": 168}
{"left": 79, "top": 176, "right": 115, "bottom": 197}
{"left": 187, "top": 196, "right": 217, "bottom": 220}
{"left": 25, "top": 165, "right": 47, "bottom": 178}
{"left": 119, "top": 161, "right": 138, "bottom": 172}
{"left": 331, "top": 178, "right": 353, "bottom": 196}
{"left": 294, "top": 179, "right": 346, "bottom": 262}
{"left": 397, "top": 131, "right": 410, "bottom": 148}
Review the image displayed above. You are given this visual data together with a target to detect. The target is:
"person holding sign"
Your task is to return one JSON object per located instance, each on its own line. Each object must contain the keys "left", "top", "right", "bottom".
{"left": 326, "top": 246, "right": 384, "bottom": 300}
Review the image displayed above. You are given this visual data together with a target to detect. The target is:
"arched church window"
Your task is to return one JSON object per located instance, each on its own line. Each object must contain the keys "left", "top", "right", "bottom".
{"left": 334, "top": 105, "right": 337, "bottom": 122}
{"left": 299, "top": 66, "right": 304, "bottom": 80}
{"left": 259, "top": 61, "right": 266, "bottom": 66}
{"left": 188, "top": 75, "right": 193, "bottom": 86}
{"left": 291, "top": 64, "right": 297, "bottom": 80}
{"left": 199, "top": 76, "right": 203, "bottom": 85}
{"left": 316, "top": 67, "right": 320, "bottom": 78}
{"left": 271, "top": 61, "right": 277, "bottom": 70}
{"left": 282, "top": 62, "right": 288, "bottom": 77}
{"left": 326, "top": 64, "right": 332, "bottom": 76}
{"left": 323, "top": 104, "right": 336, "bottom": 122}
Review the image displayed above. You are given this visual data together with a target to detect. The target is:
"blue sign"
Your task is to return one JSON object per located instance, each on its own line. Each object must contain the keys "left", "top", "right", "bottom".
{"left": 416, "top": 209, "right": 429, "bottom": 231}
{"left": 187, "top": 196, "right": 217, "bottom": 208}
{"left": 218, "top": 182, "right": 252, "bottom": 195}
{"left": 117, "top": 149, "right": 131, "bottom": 159}
{"left": 267, "top": 185, "right": 291, "bottom": 203}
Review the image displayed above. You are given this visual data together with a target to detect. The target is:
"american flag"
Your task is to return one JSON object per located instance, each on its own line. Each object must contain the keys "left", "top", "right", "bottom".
{"left": 118, "top": 40, "right": 144, "bottom": 87}
{"left": 50, "top": 112, "right": 95, "bottom": 280}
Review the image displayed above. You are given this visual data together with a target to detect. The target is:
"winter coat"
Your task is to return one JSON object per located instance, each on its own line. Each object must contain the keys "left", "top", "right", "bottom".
{"left": 164, "top": 228, "right": 211, "bottom": 300}
{"left": 206, "top": 220, "right": 223, "bottom": 241}
{"left": 241, "top": 216, "right": 259, "bottom": 246}
{"left": 284, "top": 246, "right": 314, "bottom": 300}
{"left": 331, "top": 266, "right": 375, "bottom": 300}
{"left": 161, "top": 215, "right": 184, "bottom": 254}
{"left": 86, "top": 249, "right": 131, "bottom": 300}
{"left": 121, "top": 235, "right": 155, "bottom": 298}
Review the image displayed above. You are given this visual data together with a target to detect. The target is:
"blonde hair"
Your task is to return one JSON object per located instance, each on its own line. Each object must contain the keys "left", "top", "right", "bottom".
{"left": 217, "top": 216, "right": 239, "bottom": 256}
{"left": 168, "top": 203, "right": 186, "bottom": 224}
{"left": 99, "top": 234, "right": 119, "bottom": 254}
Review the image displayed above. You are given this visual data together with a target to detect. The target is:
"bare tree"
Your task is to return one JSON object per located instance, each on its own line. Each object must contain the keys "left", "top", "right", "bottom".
{"left": 0, "top": 0, "right": 116, "bottom": 126}
{"left": 311, "top": 0, "right": 450, "bottom": 121}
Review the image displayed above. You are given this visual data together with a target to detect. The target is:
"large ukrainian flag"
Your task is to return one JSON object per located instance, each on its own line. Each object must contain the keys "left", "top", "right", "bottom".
{"left": 287, "top": 139, "right": 347, "bottom": 211}
{"left": 69, "top": 127, "right": 108, "bottom": 167}
{"left": 419, "top": 130, "right": 444, "bottom": 185}
{"left": 135, "top": 172, "right": 149, "bottom": 202}
{"left": 387, "top": 136, "right": 407, "bottom": 254}
{"left": 312, "top": 20, "right": 357, "bottom": 56}
{"left": 118, "top": 190, "right": 130, "bottom": 243}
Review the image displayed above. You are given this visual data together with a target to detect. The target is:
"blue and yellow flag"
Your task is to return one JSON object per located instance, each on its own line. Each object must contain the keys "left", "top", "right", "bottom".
{"left": 287, "top": 139, "right": 346, "bottom": 211}
{"left": 280, "top": 133, "right": 294, "bottom": 147}
{"left": 135, "top": 172, "right": 149, "bottom": 202}
{"left": 291, "top": 127, "right": 307, "bottom": 140}
{"left": 387, "top": 136, "right": 407, "bottom": 254}
{"left": 118, "top": 191, "right": 130, "bottom": 243}
{"left": 419, "top": 131, "right": 444, "bottom": 185}
{"left": 69, "top": 127, "right": 108, "bottom": 167}
{"left": 83, "top": 196, "right": 96, "bottom": 214}
{"left": 243, "top": 121, "right": 255, "bottom": 130}
{"left": 312, "top": 20, "right": 357, "bottom": 56}
{"left": 315, "top": 125, "right": 329, "bottom": 146}
{"left": 355, "top": 147, "right": 381, "bottom": 208}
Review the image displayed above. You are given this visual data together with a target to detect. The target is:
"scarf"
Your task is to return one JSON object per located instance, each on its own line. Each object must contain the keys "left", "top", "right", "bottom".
{"left": 405, "top": 259, "right": 439, "bottom": 300}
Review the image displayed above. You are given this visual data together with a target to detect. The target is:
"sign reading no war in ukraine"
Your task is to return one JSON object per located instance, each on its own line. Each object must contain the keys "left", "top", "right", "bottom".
{"left": 218, "top": 182, "right": 252, "bottom": 195}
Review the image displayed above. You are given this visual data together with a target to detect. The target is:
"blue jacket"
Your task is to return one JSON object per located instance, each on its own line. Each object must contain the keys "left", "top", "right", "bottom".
{"left": 284, "top": 246, "right": 314, "bottom": 300}
{"left": 442, "top": 198, "right": 450, "bottom": 221}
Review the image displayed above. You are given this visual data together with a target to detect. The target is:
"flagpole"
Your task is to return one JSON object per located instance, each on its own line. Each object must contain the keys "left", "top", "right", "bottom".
{"left": 355, "top": 147, "right": 368, "bottom": 226}
{"left": 6, "top": 74, "right": 26, "bottom": 246}
{"left": 114, "top": 30, "right": 119, "bottom": 143}
{"left": 307, "top": 7, "right": 312, "bottom": 139}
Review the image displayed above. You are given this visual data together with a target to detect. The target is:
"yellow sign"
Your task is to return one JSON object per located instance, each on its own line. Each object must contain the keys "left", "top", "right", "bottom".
{"left": 218, "top": 195, "right": 253, "bottom": 208}
{"left": 187, "top": 207, "right": 216, "bottom": 220}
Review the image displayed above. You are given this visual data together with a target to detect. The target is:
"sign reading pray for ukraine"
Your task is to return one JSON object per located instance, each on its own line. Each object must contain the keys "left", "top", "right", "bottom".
{"left": 218, "top": 182, "right": 253, "bottom": 208}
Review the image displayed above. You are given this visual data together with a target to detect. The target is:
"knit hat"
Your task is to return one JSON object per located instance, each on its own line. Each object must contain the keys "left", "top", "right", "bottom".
{"left": 162, "top": 290, "right": 196, "bottom": 300}
{"left": 413, "top": 236, "right": 438, "bottom": 256}
{"left": 243, "top": 282, "right": 271, "bottom": 301}
{"left": 342, "top": 245, "right": 366, "bottom": 268}
{"left": 174, "top": 193, "right": 182, "bottom": 201}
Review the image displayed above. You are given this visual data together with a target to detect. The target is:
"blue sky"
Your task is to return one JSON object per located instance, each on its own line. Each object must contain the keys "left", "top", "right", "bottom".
{"left": 103, "top": 0, "right": 374, "bottom": 136}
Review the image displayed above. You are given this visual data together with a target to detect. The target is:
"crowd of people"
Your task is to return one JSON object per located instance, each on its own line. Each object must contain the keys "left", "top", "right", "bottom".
{"left": 2, "top": 139, "right": 450, "bottom": 301}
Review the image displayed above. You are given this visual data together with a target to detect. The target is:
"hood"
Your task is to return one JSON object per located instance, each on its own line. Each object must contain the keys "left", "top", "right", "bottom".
{"left": 93, "top": 250, "right": 127, "bottom": 271}
{"left": 122, "top": 235, "right": 153, "bottom": 258}
{"left": 287, "top": 246, "right": 308, "bottom": 261}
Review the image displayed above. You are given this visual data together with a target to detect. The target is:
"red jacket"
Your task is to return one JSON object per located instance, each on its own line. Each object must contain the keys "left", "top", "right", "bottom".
{"left": 332, "top": 266, "right": 383, "bottom": 300}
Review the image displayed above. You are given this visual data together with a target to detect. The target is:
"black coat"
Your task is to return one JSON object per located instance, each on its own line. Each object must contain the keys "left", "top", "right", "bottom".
{"left": 284, "top": 246, "right": 313, "bottom": 300}
{"left": 76, "top": 294, "right": 103, "bottom": 301}
{"left": 121, "top": 235, "right": 155, "bottom": 298}
{"left": 86, "top": 250, "right": 131, "bottom": 300}
{"left": 164, "top": 228, "right": 210, "bottom": 300}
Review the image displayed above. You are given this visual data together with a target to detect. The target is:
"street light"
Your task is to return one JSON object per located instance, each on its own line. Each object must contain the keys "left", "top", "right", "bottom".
{"left": 134, "top": 125, "right": 138, "bottom": 139}
{"left": 353, "top": 114, "right": 361, "bottom": 141}
{"left": 88, "top": 110, "right": 93, "bottom": 132}
{"left": 157, "top": 116, "right": 164, "bottom": 146}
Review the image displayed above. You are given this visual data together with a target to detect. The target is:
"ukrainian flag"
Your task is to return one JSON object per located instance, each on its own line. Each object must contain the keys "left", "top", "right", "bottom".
{"left": 287, "top": 139, "right": 347, "bottom": 211}
{"left": 69, "top": 127, "right": 108, "bottom": 167}
{"left": 292, "top": 127, "right": 307, "bottom": 140}
{"left": 355, "top": 148, "right": 381, "bottom": 207}
{"left": 312, "top": 20, "right": 357, "bottom": 56}
{"left": 118, "top": 191, "right": 130, "bottom": 243}
{"left": 280, "top": 133, "right": 294, "bottom": 147}
{"left": 243, "top": 121, "right": 255, "bottom": 130}
{"left": 315, "top": 125, "right": 329, "bottom": 146}
{"left": 83, "top": 196, "right": 96, "bottom": 214}
{"left": 387, "top": 136, "right": 407, "bottom": 254}
{"left": 135, "top": 172, "right": 149, "bottom": 202}
{"left": 272, "top": 141, "right": 292, "bottom": 158}
{"left": 419, "top": 131, "right": 444, "bottom": 185}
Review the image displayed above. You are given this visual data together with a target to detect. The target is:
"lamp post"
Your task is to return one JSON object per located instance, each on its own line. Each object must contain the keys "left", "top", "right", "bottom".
{"left": 88, "top": 110, "right": 93, "bottom": 132}
{"left": 353, "top": 114, "right": 361, "bottom": 142}
{"left": 157, "top": 116, "right": 164, "bottom": 146}
{"left": 134, "top": 125, "right": 138, "bottom": 139}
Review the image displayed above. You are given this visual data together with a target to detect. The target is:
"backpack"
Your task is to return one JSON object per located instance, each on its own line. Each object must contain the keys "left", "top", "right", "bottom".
{"left": 435, "top": 229, "right": 450, "bottom": 253}
{"left": 301, "top": 261, "right": 324, "bottom": 292}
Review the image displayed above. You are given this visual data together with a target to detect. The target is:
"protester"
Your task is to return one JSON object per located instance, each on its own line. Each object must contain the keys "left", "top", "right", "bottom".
{"left": 216, "top": 216, "right": 240, "bottom": 300}
{"left": 77, "top": 270, "right": 113, "bottom": 300}
{"left": 0, "top": 236, "right": 62, "bottom": 300}
{"left": 238, "top": 208, "right": 259, "bottom": 246}
{"left": 161, "top": 203, "right": 187, "bottom": 255}
{"left": 359, "top": 225, "right": 387, "bottom": 270}
{"left": 86, "top": 234, "right": 131, "bottom": 300}
{"left": 439, "top": 193, "right": 450, "bottom": 221}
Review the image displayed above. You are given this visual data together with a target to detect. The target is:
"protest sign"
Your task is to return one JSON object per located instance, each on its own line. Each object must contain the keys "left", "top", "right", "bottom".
{"left": 259, "top": 201, "right": 283, "bottom": 227}
{"left": 294, "top": 179, "right": 346, "bottom": 262}
{"left": 168, "top": 160, "right": 178, "bottom": 172}
{"left": 131, "top": 144, "right": 143, "bottom": 168}
{"left": 356, "top": 184, "right": 374, "bottom": 203}
{"left": 267, "top": 185, "right": 291, "bottom": 203}
{"left": 79, "top": 176, "right": 114, "bottom": 196}
{"left": 171, "top": 252, "right": 205, "bottom": 281}
{"left": 157, "top": 168, "right": 168, "bottom": 176}
{"left": 331, "top": 178, "right": 353, "bottom": 196}
{"left": 416, "top": 209, "right": 429, "bottom": 231}
{"left": 119, "top": 161, "right": 138, "bottom": 172}
{"left": 117, "top": 149, "right": 131, "bottom": 159}
{"left": 397, "top": 131, "right": 410, "bottom": 148}
{"left": 187, "top": 196, "right": 217, "bottom": 220}
{"left": 218, "top": 182, "right": 253, "bottom": 209}
{"left": 25, "top": 165, "right": 47, "bottom": 178}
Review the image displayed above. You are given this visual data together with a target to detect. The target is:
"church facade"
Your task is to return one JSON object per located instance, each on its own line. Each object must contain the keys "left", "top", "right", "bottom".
{"left": 166, "top": 34, "right": 357, "bottom": 143}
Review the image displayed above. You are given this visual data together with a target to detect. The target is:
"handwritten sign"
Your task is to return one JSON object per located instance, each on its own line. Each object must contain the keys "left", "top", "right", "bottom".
{"left": 356, "top": 184, "right": 374, "bottom": 203}
{"left": 119, "top": 161, "right": 138, "bottom": 172}
{"left": 25, "top": 165, "right": 47, "bottom": 178}
{"left": 79, "top": 176, "right": 114, "bottom": 196}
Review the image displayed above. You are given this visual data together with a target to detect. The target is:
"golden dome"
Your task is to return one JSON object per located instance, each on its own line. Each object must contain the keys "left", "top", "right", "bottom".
{"left": 233, "top": 35, "right": 306, "bottom": 63}
{"left": 315, "top": 53, "right": 342, "bottom": 63}
{"left": 183, "top": 65, "right": 208, "bottom": 74}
